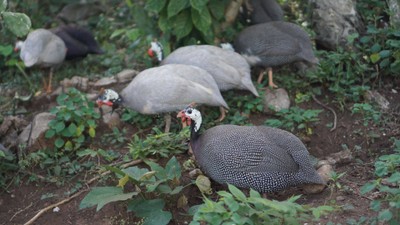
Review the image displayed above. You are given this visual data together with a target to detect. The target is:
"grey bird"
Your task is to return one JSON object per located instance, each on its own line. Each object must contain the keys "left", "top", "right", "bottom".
{"left": 15, "top": 29, "right": 67, "bottom": 93}
{"left": 234, "top": 21, "right": 319, "bottom": 88}
{"left": 148, "top": 42, "right": 259, "bottom": 97}
{"left": 96, "top": 64, "right": 229, "bottom": 132}
{"left": 177, "top": 106, "right": 325, "bottom": 193}
{"left": 241, "top": 0, "right": 284, "bottom": 24}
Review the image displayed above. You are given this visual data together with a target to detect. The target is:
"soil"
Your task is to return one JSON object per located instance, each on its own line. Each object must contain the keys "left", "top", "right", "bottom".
{"left": 1, "top": 81, "right": 400, "bottom": 225}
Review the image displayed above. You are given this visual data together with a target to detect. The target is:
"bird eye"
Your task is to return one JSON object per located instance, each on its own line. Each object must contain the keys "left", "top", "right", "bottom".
{"left": 187, "top": 109, "right": 192, "bottom": 114}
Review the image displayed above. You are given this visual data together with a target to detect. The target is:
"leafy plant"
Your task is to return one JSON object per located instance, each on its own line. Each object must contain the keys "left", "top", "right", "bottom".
{"left": 102, "top": 127, "right": 129, "bottom": 148}
{"left": 121, "top": 109, "right": 154, "bottom": 129}
{"left": 360, "top": 138, "right": 400, "bottom": 224}
{"left": 0, "top": 149, "right": 17, "bottom": 189}
{"left": 190, "top": 184, "right": 334, "bottom": 225}
{"left": 80, "top": 156, "right": 185, "bottom": 225}
{"left": 45, "top": 88, "right": 100, "bottom": 151}
{"left": 351, "top": 103, "right": 381, "bottom": 126}
{"left": 0, "top": 0, "right": 31, "bottom": 37}
{"left": 328, "top": 171, "right": 346, "bottom": 190}
{"left": 265, "top": 106, "right": 322, "bottom": 135}
{"left": 128, "top": 127, "right": 189, "bottom": 160}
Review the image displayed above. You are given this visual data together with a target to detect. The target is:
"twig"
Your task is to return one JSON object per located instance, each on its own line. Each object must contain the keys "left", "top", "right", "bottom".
{"left": 312, "top": 95, "right": 337, "bottom": 132}
{"left": 9, "top": 202, "right": 33, "bottom": 222}
{"left": 23, "top": 159, "right": 142, "bottom": 225}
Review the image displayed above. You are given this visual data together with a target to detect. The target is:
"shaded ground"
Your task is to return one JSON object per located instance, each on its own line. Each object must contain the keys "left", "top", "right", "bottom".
{"left": 1, "top": 82, "right": 399, "bottom": 225}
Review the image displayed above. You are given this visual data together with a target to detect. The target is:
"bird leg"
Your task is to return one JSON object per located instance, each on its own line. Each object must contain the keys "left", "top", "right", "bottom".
{"left": 164, "top": 114, "right": 171, "bottom": 133}
{"left": 215, "top": 106, "right": 226, "bottom": 122}
{"left": 257, "top": 67, "right": 278, "bottom": 88}
{"left": 45, "top": 67, "right": 54, "bottom": 93}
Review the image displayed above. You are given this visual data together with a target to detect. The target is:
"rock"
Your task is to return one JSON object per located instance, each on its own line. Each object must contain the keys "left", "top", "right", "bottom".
{"left": 317, "top": 164, "right": 333, "bottom": 183}
{"left": 302, "top": 183, "right": 326, "bottom": 194}
{"left": 93, "top": 76, "right": 117, "bottom": 87}
{"left": 0, "top": 116, "right": 29, "bottom": 150}
{"left": 364, "top": 90, "right": 390, "bottom": 111}
{"left": 387, "top": 0, "right": 400, "bottom": 29}
{"left": 189, "top": 169, "right": 203, "bottom": 179}
{"left": 336, "top": 196, "right": 345, "bottom": 201}
{"left": 57, "top": 2, "right": 105, "bottom": 24}
{"left": 263, "top": 88, "right": 290, "bottom": 113}
{"left": 325, "top": 149, "right": 353, "bottom": 165}
{"left": 308, "top": 0, "right": 364, "bottom": 50}
{"left": 18, "top": 112, "right": 55, "bottom": 152}
{"left": 115, "top": 69, "right": 138, "bottom": 83}
{"left": 97, "top": 106, "right": 122, "bottom": 129}
{"left": 59, "top": 76, "right": 89, "bottom": 91}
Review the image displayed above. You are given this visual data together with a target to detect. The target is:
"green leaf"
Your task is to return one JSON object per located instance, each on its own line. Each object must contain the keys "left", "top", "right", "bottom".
{"left": 79, "top": 187, "right": 137, "bottom": 211}
{"left": 55, "top": 138, "right": 65, "bottom": 148}
{"left": 2, "top": 12, "right": 31, "bottom": 37}
{"left": 370, "top": 53, "right": 380, "bottom": 63}
{"left": 190, "top": 0, "right": 208, "bottom": 11}
{"left": 387, "top": 171, "right": 400, "bottom": 183}
{"left": 228, "top": 184, "right": 247, "bottom": 202}
{"left": 165, "top": 156, "right": 181, "bottom": 179}
{"left": 68, "top": 123, "right": 77, "bottom": 134}
{"left": 191, "top": 6, "right": 212, "bottom": 35}
{"left": 171, "top": 11, "right": 193, "bottom": 40}
{"left": 379, "top": 50, "right": 391, "bottom": 58}
{"left": 55, "top": 121, "right": 65, "bottom": 133}
{"left": 360, "top": 182, "right": 377, "bottom": 194}
{"left": 64, "top": 140, "right": 73, "bottom": 150}
{"left": 146, "top": 160, "right": 167, "bottom": 179}
{"left": 0, "top": 44, "right": 13, "bottom": 57}
{"left": 167, "top": 0, "right": 189, "bottom": 18}
{"left": 45, "top": 129, "right": 55, "bottom": 138}
{"left": 0, "top": 0, "right": 7, "bottom": 13}
{"left": 208, "top": 0, "right": 225, "bottom": 20}
{"left": 146, "top": 0, "right": 166, "bottom": 13}
{"left": 128, "top": 198, "right": 172, "bottom": 225}
{"left": 378, "top": 209, "right": 393, "bottom": 221}
{"left": 76, "top": 149, "right": 97, "bottom": 158}
{"left": 195, "top": 175, "right": 212, "bottom": 194}
{"left": 88, "top": 127, "right": 96, "bottom": 138}
{"left": 122, "top": 166, "right": 150, "bottom": 181}
{"left": 110, "top": 29, "right": 126, "bottom": 39}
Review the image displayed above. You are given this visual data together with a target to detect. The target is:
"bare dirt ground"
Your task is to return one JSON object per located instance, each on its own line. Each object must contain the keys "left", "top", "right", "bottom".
{"left": 1, "top": 79, "right": 399, "bottom": 225}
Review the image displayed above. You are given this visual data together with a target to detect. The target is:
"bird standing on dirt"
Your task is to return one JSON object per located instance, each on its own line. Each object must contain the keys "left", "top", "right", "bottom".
{"left": 234, "top": 21, "right": 319, "bottom": 88}
{"left": 15, "top": 29, "right": 67, "bottom": 93}
{"left": 177, "top": 105, "right": 325, "bottom": 193}
{"left": 96, "top": 64, "right": 229, "bottom": 132}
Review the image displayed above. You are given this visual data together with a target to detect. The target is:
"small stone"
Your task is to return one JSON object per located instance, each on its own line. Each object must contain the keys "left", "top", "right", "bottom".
{"left": 336, "top": 196, "right": 345, "bottom": 201}
{"left": 53, "top": 206, "right": 60, "bottom": 212}
{"left": 317, "top": 164, "right": 333, "bottom": 183}
{"left": 93, "top": 76, "right": 117, "bottom": 87}
{"left": 364, "top": 90, "right": 390, "bottom": 111}
{"left": 189, "top": 169, "right": 203, "bottom": 179}
{"left": 263, "top": 88, "right": 290, "bottom": 114}
{"left": 60, "top": 76, "right": 89, "bottom": 91}
{"left": 115, "top": 69, "right": 138, "bottom": 83}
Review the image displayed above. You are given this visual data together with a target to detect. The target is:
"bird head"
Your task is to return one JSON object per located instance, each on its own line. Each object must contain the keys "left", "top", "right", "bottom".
{"left": 177, "top": 104, "right": 202, "bottom": 132}
{"left": 14, "top": 41, "right": 24, "bottom": 52}
{"left": 147, "top": 41, "right": 163, "bottom": 62}
{"left": 96, "top": 89, "right": 122, "bottom": 108}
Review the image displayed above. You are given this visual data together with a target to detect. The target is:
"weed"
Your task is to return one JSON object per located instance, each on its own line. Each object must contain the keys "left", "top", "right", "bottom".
{"left": 265, "top": 106, "right": 322, "bottom": 135}
{"left": 121, "top": 109, "right": 154, "bottom": 129}
{"left": 328, "top": 171, "right": 346, "bottom": 190}
{"left": 351, "top": 103, "right": 381, "bottom": 126}
{"left": 360, "top": 138, "right": 400, "bottom": 224}
{"left": 128, "top": 127, "right": 189, "bottom": 160}
{"left": 190, "top": 184, "right": 334, "bottom": 225}
{"left": 102, "top": 127, "right": 129, "bottom": 148}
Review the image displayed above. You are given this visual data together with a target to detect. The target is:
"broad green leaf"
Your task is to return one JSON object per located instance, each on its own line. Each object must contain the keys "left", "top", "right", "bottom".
{"left": 117, "top": 174, "right": 130, "bottom": 188}
{"left": 208, "top": 0, "right": 226, "bottom": 20}
{"left": 370, "top": 53, "right": 380, "bottom": 63}
{"left": 378, "top": 209, "right": 393, "bottom": 221}
{"left": 0, "top": 0, "right": 6, "bottom": 13}
{"left": 370, "top": 43, "right": 381, "bottom": 53}
{"left": 122, "top": 166, "right": 150, "bottom": 181}
{"left": 146, "top": 160, "right": 167, "bottom": 179}
{"left": 195, "top": 175, "right": 212, "bottom": 195}
{"left": 223, "top": 195, "right": 239, "bottom": 212}
{"left": 126, "top": 28, "right": 142, "bottom": 42}
{"left": 64, "top": 140, "right": 73, "bottom": 150}
{"left": 0, "top": 44, "right": 12, "bottom": 57}
{"left": 170, "top": 186, "right": 184, "bottom": 195}
{"left": 158, "top": 11, "right": 169, "bottom": 33}
{"left": 55, "top": 121, "right": 65, "bottom": 133}
{"left": 110, "top": 29, "right": 126, "bottom": 39}
{"left": 146, "top": 0, "right": 166, "bottom": 13}
{"left": 55, "top": 138, "right": 65, "bottom": 148}
{"left": 76, "top": 149, "right": 97, "bottom": 157}
{"left": 68, "top": 123, "right": 77, "bottom": 134}
{"left": 190, "top": 0, "right": 208, "bottom": 11}
{"left": 165, "top": 156, "right": 181, "bottom": 179}
{"left": 387, "top": 171, "right": 400, "bottom": 183}
{"left": 167, "top": 0, "right": 189, "bottom": 18}
{"left": 0, "top": 151, "right": 5, "bottom": 158}
{"left": 104, "top": 165, "right": 125, "bottom": 176}
{"left": 2, "top": 12, "right": 31, "bottom": 37}
{"left": 128, "top": 198, "right": 172, "bottom": 225}
{"left": 88, "top": 127, "right": 96, "bottom": 138}
{"left": 171, "top": 11, "right": 193, "bottom": 40}
{"left": 379, "top": 50, "right": 391, "bottom": 58}
{"left": 79, "top": 187, "right": 137, "bottom": 211}
{"left": 228, "top": 184, "right": 247, "bottom": 202}
{"left": 45, "top": 129, "right": 55, "bottom": 138}
{"left": 191, "top": 6, "right": 212, "bottom": 35}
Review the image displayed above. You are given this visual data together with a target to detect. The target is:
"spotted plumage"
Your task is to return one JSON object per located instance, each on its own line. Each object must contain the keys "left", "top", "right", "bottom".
{"left": 179, "top": 106, "right": 325, "bottom": 193}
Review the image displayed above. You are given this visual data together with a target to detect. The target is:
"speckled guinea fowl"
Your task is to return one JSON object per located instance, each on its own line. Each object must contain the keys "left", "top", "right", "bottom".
{"left": 242, "top": 0, "right": 284, "bottom": 24}
{"left": 148, "top": 43, "right": 259, "bottom": 97}
{"left": 15, "top": 29, "right": 67, "bottom": 93}
{"left": 96, "top": 64, "right": 229, "bottom": 132}
{"left": 51, "top": 25, "right": 104, "bottom": 60}
{"left": 234, "top": 21, "right": 319, "bottom": 88}
{"left": 178, "top": 106, "right": 325, "bottom": 193}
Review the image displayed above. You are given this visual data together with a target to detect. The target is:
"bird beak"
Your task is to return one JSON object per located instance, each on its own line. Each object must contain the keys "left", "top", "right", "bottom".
{"left": 147, "top": 48, "right": 154, "bottom": 58}
{"left": 96, "top": 100, "right": 113, "bottom": 107}
{"left": 177, "top": 110, "right": 191, "bottom": 128}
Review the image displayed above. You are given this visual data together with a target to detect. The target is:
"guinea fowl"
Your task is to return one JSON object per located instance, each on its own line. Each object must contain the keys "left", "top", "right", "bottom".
{"left": 241, "top": 0, "right": 284, "bottom": 24}
{"left": 96, "top": 64, "right": 229, "bottom": 132}
{"left": 234, "top": 21, "right": 319, "bottom": 88}
{"left": 51, "top": 25, "right": 104, "bottom": 60}
{"left": 177, "top": 105, "right": 325, "bottom": 193}
{"left": 15, "top": 29, "right": 67, "bottom": 93}
{"left": 148, "top": 42, "right": 259, "bottom": 97}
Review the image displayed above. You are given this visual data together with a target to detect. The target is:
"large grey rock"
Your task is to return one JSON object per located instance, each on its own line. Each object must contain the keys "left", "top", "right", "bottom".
{"left": 308, "top": 0, "right": 364, "bottom": 50}
{"left": 263, "top": 88, "right": 290, "bottom": 113}
{"left": 18, "top": 112, "right": 55, "bottom": 152}
{"left": 0, "top": 116, "right": 29, "bottom": 150}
